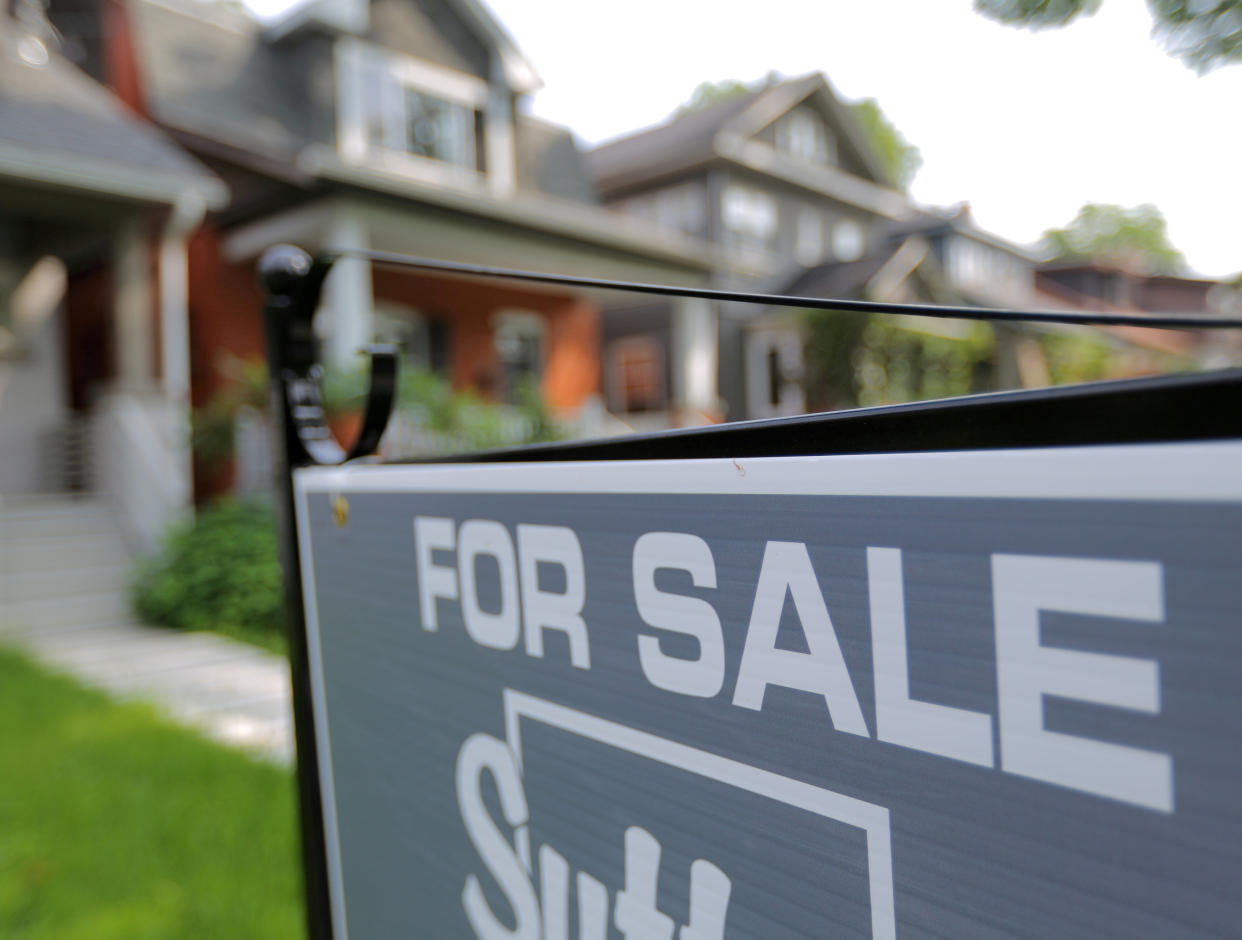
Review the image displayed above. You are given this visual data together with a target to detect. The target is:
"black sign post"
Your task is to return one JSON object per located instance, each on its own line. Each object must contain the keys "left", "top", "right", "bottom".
{"left": 261, "top": 246, "right": 1242, "bottom": 939}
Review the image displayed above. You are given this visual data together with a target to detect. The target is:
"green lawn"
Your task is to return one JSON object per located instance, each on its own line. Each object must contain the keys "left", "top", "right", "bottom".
{"left": 0, "top": 648, "right": 305, "bottom": 939}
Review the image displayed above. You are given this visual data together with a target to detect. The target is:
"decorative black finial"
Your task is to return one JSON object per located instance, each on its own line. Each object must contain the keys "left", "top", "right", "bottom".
{"left": 258, "top": 244, "right": 313, "bottom": 298}
{"left": 258, "top": 246, "right": 398, "bottom": 467}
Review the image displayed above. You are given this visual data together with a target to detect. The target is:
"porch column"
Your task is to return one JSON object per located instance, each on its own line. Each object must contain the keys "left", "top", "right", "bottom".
{"left": 671, "top": 295, "right": 718, "bottom": 425}
{"left": 486, "top": 52, "right": 516, "bottom": 198}
{"left": 113, "top": 218, "right": 155, "bottom": 389}
{"left": 322, "top": 209, "right": 373, "bottom": 370}
{"left": 158, "top": 198, "right": 202, "bottom": 511}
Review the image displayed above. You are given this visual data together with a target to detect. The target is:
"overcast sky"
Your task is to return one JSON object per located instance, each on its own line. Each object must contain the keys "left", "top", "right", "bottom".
{"left": 248, "top": 0, "right": 1242, "bottom": 276}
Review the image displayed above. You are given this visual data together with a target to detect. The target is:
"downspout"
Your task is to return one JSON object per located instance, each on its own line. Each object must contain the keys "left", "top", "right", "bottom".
{"left": 158, "top": 193, "right": 206, "bottom": 513}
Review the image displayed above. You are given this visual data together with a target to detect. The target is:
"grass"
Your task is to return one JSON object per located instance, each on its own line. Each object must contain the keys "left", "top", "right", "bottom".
{"left": 0, "top": 648, "right": 305, "bottom": 939}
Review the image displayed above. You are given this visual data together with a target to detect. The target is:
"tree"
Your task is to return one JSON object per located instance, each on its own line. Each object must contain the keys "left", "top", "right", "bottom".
{"left": 672, "top": 76, "right": 922, "bottom": 190}
{"left": 672, "top": 73, "right": 780, "bottom": 117}
{"left": 974, "top": 0, "right": 1242, "bottom": 73}
{"left": 1040, "top": 203, "right": 1186, "bottom": 272}
{"left": 847, "top": 98, "right": 923, "bottom": 190}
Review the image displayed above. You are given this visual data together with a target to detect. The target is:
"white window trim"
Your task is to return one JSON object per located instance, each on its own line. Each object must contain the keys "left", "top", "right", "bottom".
{"left": 335, "top": 37, "right": 488, "bottom": 177}
{"left": 721, "top": 183, "right": 778, "bottom": 260}
{"left": 493, "top": 309, "right": 545, "bottom": 403}
{"left": 373, "top": 299, "right": 431, "bottom": 369}
{"left": 745, "top": 327, "right": 805, "bottom": 420}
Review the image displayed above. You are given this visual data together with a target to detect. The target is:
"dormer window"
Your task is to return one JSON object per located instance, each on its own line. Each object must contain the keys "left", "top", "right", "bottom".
{"left": 776, "top": 109, "right": 835, "bottom": 166}
{"left": 338, "top": 38, "right": 487, "bottom": 176}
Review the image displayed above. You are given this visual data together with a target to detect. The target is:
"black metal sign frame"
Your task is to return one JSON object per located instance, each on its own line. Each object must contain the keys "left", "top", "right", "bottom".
{"left": 258, "top": 246, "right": 1242, "bottom": 940}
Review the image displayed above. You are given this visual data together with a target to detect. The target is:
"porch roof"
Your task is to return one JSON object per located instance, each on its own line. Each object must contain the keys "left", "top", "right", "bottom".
{"left": 0, "top": 36, "right": 227, "bottom": 210}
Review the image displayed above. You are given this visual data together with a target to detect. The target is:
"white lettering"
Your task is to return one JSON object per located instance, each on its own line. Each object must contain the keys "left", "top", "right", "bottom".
{"left": 456, "top": 733, "right": 540, "bottom": 940}
{"left": 518, "top": 524, "right": 591, "bottom": 669}
{"left": 613, "top": 826, "right": 675, "bottom": 940}
{"left": 633, "top": 532, "right": 725, "bottom": 698}
{"left": 869, "top": 547, "right": 993, "bottom": 767}
{"left": 732, "top": 541, "right": 869, "bottom": 737}
{"left": 458, "top": 520, "right": 521, "bottom": 651}
{"left": 992, "top": 554, "right": 1171, "bottom": 812}
{"left": 414, "top": 516, "right": 458, "bottom": 631}
{"left": 681, "top": 859, "right": 732, "bottom": 940}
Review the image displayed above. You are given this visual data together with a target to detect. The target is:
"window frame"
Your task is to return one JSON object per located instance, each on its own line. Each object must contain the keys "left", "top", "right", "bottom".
{"left": 336, "top": 38, "right": 488, "bottom": 180}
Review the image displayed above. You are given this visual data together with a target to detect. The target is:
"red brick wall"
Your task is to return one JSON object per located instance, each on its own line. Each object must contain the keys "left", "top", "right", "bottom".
{"left": 186, "top": 227, "right": 266, "bottom": 409}
{"left": 102, "top": 0, "right": 147, "bottom": 117}
{"left": 543, "top": 297, "right": 599, "bottom": 411}
{"left": 371, "top": 268, "right": 600, "bottom": 412}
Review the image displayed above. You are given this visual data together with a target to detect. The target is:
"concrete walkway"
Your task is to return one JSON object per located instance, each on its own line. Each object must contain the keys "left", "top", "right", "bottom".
{"left": 0, "top": 496, "right": 294, "bottom": 764}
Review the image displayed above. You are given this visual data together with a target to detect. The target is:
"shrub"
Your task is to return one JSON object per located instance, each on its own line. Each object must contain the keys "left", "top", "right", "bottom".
{"left": 133, "top": 499, "right": 285, "bottom": 647}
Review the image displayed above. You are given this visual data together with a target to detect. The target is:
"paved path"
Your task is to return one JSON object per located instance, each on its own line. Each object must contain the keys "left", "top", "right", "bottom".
{"left": 1, "top": 496, "right": 295, "bottom": 764}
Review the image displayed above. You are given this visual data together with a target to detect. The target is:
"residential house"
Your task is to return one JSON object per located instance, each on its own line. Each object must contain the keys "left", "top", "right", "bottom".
{"left": 587, "top": 72, "right": 918, "bottom": 423}
{"left": 46, "top": 0, "right": 713, "bottom": 498}
{"left": 1034, "top": 258, "right": 1241, "bottom": 374}
{"left": 1037, "top": 260, "right": 1231, "bottom": 317}
{"left": 0, "top": 0, "right": 226, "bottom": 548}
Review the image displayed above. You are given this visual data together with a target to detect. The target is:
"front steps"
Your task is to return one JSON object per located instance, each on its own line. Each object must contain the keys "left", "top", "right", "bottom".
{"left": 0, "top": 495, "right": 294, "bottom": 763}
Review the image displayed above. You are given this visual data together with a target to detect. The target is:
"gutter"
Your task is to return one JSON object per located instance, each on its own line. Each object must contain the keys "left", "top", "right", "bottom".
{"left": 0, "top": 137, "right": 229, "bottom": 210}
{"left": 297, "top": 145, "right": 717, "bottom": 273}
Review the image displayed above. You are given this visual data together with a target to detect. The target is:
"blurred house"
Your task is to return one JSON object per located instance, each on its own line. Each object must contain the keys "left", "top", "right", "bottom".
{"left": 1034, "top": 260, "right": 1239, "bottom": 369}
{"left": 0, "top": 0, "right": 226, "bottom": 548}
{"left": 1037, "top": 260, "right": 1230, "bottom": 316}
{"left": 590, "top": 79, "right": 1231, "bottom": 421}
{"left": 587, "top": 72, "right": 918, "bottom": 423}
{"left": 44, "top": 0, "right": 711, "bottom": 499}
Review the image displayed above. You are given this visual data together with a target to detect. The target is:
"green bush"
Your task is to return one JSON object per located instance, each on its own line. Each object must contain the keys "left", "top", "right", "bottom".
{"left": 133, "top": 499, "right": 285, "bottom": 650}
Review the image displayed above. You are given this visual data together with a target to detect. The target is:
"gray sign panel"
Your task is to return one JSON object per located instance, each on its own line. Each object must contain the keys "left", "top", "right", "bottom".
{"left": 295, "top": 443, "right": 1242, "bottom": 939}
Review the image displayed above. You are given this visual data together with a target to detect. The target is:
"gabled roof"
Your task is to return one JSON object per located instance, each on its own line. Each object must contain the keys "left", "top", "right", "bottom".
{"left": 888, "top": 205, "right": 1040, "bottom": 262}
{"left": 514, "top": 116, "right": 599, "bottom": 205}
{"left": 586, "top": 73, "right": 904, "bottom": 209}
{"left": 264, "top": 0, "right": 539, "bottom": 93}
{"left": 0, "top": 25, "right": 226, "bottom": 207}
{"left": 585, "top": 88, "right": 764, "bottom": 194}
{"left": 448, "top": 0, "right": 540, "bottom": 93}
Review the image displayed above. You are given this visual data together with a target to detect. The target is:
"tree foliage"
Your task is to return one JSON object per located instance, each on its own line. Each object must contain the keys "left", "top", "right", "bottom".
{"left": 975, "top": 0, "right": 1102, "bottom": 29}
{"left": 803, "top": 311, "right": 996, "bottom": 410}
{"left": 847, "top": 97, "right": 923, "bottom": 190}
{"left": 673, "top": 73, "right": 780, "bottom": 117}
{"left": 1040, "top": 203, "right": 1186, "bottom": 272}
{"left": 673, "top": 76, "right": 922, "bottom": 190}
{"left": 974, "top": 0, "right": 1242, "bottom": 72}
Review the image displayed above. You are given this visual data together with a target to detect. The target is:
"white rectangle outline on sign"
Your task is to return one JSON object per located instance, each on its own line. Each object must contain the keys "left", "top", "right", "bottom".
{"left": 503, "top": 688, "right": 896, "bottom": 940}
{"left": 294, "top": 442, "right": 1242, "bottom": 940}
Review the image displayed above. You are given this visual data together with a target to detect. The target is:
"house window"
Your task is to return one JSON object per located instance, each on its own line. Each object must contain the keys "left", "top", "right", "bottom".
{"left": 795, "top": 210, "right": 824, "bottom": 266}
{"left": 607, "top": 336, "right": 665, "bottom": 414}
{"left": 722, "top": 184, "right": 777, "bottom": 258}
{"left": 493, "top": 311, "right": 544, "bottom": 403}
{"left": 340, "top": 39, "right": 485, "bottom": 174}
{"left": 618, "top": 184, "right": 705, "bottom": 237}
{"left": 373, "top": 301, "right": 433, "bottom": 370}
{"left": 831, "top": 219, "right": 866, "bottom": 262}
{"left": 776, "top": 109, "right": 835, "bottom": 166}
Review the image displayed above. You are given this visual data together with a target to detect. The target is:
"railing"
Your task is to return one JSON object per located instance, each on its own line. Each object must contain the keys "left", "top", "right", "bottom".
{"left": 234, "top": 396, "right": 631, "bottom": 489}
{"left": 92, "top": 390, "right": 191, "bottom": 552}
{"left": 37, "top": 416, "right": 93, "bottom": 493}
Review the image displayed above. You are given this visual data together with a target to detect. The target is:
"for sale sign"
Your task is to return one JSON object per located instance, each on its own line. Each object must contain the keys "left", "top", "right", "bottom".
{"left": 294, "top": 443, "right": 1242, "bottom": 939}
